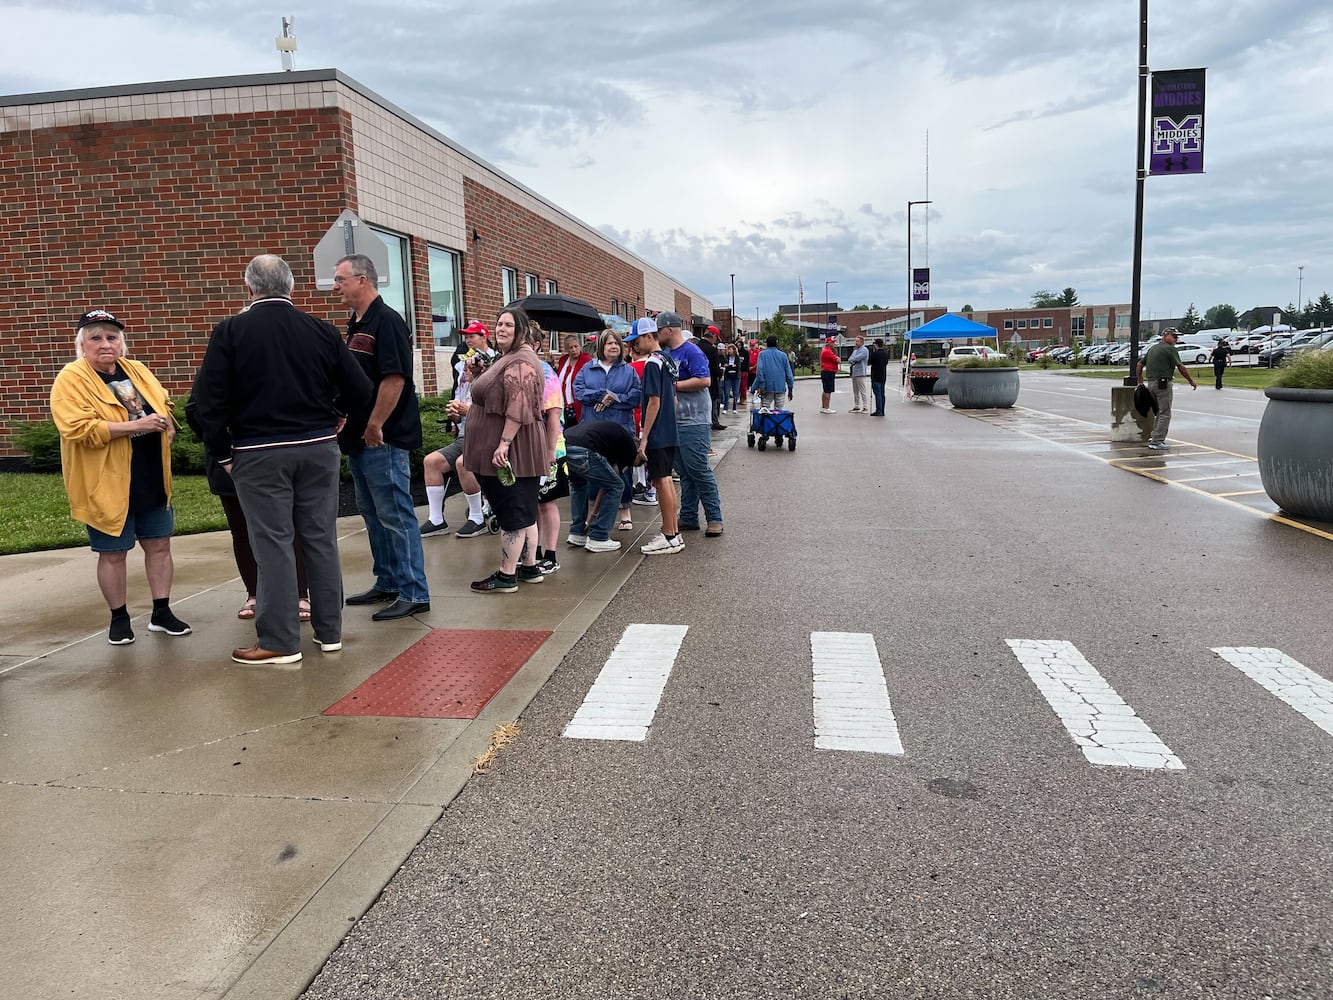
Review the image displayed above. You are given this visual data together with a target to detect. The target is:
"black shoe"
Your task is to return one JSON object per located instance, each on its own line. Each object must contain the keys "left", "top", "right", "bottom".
{"left": 420, "top": 518, "right": 450, "bottom": 536}
{"left": 371, "top": 598, "right": 431, "bottom": 621}
{"left": 148, "top": 608, "right": 192, "bottom": 636}
{"left": 516, "top": 563, "right": 545, "bottom": 584}
{"left": 455, "top": 519, "right": 487, "bottom": 539}
{"left": 346, "top": 587, "right": 397, "bottom": 606}
{"left": 471, "top": 571, "right": 518, "bottom": 594}
{"left": 711, "top": 424, "right": 726, "bottom": 431}
{"left": 678, "top": 522, "right": 701, "bottom": 531}
{"left": 108, "top": 615, "right": 135, "bottom": 645}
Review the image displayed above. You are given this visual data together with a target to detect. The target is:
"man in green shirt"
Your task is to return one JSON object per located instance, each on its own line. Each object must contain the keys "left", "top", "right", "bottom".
{"left": 1136, "top": 327, "right": 1198, "bottom": 450}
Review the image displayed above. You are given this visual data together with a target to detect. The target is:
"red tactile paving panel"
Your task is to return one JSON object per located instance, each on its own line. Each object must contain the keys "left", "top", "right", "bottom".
{"left": 324, "top": 629, "right": 551, "bottom": 719}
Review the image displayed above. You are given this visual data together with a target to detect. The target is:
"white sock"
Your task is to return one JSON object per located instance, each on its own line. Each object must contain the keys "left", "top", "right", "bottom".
{"left": 427, "top": 485, "right": 445, "bottom": 524}
{"left": 466, "top": 491, "right": 484, "bottom": 521}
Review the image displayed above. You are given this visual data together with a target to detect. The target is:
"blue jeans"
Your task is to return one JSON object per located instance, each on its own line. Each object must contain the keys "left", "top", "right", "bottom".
{"left": 348, "top": 444, "right": 429, "bottom": 602}
{"left": 674, "top": 423, "right": 722, "bottom": 527}
{"left": 724, "top": 374, "right": 740, "bottom": 410}
{"left": 566, "top": 445, "right": 623, "bottom": 541}
{"left": 871, "top": 380, "right": 886, "bottom": 414}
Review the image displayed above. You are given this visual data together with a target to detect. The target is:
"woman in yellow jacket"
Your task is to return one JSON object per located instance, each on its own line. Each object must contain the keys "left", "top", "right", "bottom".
{"left": 50, "top": 310, "right": 191, "bottom": 645}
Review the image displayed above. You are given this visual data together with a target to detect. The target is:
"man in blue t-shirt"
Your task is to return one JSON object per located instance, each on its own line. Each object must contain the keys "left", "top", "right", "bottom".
{"left": 656, "top": 311, "right": 724, "bottom": 537}
{"left": 625, "top": 317, "right": 683, "bottom": 555}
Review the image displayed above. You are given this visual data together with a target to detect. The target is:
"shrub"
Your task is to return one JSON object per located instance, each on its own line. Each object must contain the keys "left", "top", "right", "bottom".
{"left": 11, "top": 419, "right": 62, "bottom": 471}
{"left": 169, "top": 394, "right": 207, "bottom": 475}
{"left": 1271, "top": 349, "right": 1333, "bottom": 389}
{"left": 948, "top": 356, "right": 1018, "bottom": 369}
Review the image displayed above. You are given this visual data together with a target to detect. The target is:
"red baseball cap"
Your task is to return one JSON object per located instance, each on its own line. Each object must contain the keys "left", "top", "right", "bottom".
{"left": 462, "top": 320, "right": 490, "bottom": 337}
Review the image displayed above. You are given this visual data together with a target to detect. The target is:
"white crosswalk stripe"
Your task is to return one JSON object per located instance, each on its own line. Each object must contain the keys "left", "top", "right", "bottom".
{"left": 810, "top": 632, "right": 903, "bottom": 755}
{"left": 1006, "top": 639, "right": 1185, "bottom": 770}
{"left": 563, "top": 624, "right": 688, "bottom": 741}
{"left": 1213, "top": 647, "right": 1333, "bottom": 738}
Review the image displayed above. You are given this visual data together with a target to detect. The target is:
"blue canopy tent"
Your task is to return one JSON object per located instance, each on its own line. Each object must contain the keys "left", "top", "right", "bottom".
{"left": 904, "top": 313, "right": 1003, "bottom": 399}
{"left": 907, "top": 312, "right": 1001, "bottom": 345}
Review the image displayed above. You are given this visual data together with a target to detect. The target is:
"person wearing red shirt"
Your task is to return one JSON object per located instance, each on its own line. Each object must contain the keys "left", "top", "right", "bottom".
{"left": 554, "top": 333, "right": 592, "bottom": 424}
{"left": 819, "top": 336, "right": 840, "bottom": 413}
{"left": 747, "top": 341, "right": 761, "bottom": 405}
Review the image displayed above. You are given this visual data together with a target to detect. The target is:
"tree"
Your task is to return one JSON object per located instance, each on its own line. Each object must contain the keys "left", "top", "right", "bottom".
{"left": 1031, "top": 289, "right": 1059, "bottom": 308}
{"left": 1204, "top": 304, "right": 1238, "bottom": 328}
{"left": 1179, "top": 303, "right": 1202, "bottom": 334}
{"left": 1311, "top": 292, "right": 1333, "bottom": 328}
{"left": 1057, "top": 287, "right": 1079, "bottom": 307}
{"left": 853, "top": 304, "right": 870, "bottom": 311}
{"left": 962, "top": 303, "right": 974, "bottom": 313}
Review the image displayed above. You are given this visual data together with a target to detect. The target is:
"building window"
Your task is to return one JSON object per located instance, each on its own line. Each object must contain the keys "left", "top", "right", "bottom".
{"left": 1071, "top": 316, "right": 1085, "bottom": 336}
{"left": 369, "top": 225, "right": 413, "bottom": 332}
{"left": 501, "top": 267, "right": 518, "bottom": 304}
{"left": 544, "top": 278, "right": 557, "bottom": 294}
{"left": 1094, "top": 315, "right": 1109, "bottom": 329}
{"left": 1003, "top": 319, "right": 1014, "bottom": 330}
{"left": 1043, "top": 318, "right": 1053, "bottom": 328}
{"left": 427, "top": 245, "right": 462, "bottom": 348}
{"left": 525, "top": 273, "right": 538, "bottom": 296}
{"left": 1017, "top": 319, "right": 1027, "bottom": 330}
{"left": 1115, "top": 314, "right": 1130, "bottom": 329}
{"left": 611, "top": 297, "right": 619, "bottom": 316}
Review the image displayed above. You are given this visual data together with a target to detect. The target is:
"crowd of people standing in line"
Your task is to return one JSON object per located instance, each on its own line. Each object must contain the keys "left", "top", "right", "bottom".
{"left": 50, "top": 258, "right": 728, "bottom": 663}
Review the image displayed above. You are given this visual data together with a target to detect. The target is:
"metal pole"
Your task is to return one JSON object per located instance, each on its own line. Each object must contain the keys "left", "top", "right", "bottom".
{"left": 1298, "top": 265, "right": 1305, "bottom": 317}
{"left": 905, "top": 200, "right": 932, "bottom": 346}
{"left": 1126, "top": 0, "right": 1149, "bottom": 386}
{"left": 730, "top": 273, "right": 736, "bottom": 341}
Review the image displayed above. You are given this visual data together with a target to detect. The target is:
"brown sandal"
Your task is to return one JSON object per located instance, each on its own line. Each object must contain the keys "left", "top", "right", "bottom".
{"left": 237, "top": 597, "right": 256, "bottom": 620}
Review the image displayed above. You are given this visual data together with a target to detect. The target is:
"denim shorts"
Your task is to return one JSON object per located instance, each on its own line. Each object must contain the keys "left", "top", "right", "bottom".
{"left": 87, "top": 504, "right": 175, "bottom": 553}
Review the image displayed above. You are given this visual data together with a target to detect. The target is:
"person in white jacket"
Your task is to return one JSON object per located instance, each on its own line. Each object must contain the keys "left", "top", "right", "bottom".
{"left": 848, "top": 336, "right": 871, "bottom": 413}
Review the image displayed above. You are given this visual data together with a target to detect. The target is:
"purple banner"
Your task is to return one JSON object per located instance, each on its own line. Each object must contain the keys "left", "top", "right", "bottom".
{"left": 912, "top": 268, "right": 930, "bottom": 302}
{"left": 1149, "top": 68, "right": 1206, "bottom": 176}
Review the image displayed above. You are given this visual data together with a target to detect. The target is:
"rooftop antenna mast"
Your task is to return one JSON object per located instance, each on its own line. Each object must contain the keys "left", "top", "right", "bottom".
{"left": 276, "top": 16, "right": 297, "bottom": 72}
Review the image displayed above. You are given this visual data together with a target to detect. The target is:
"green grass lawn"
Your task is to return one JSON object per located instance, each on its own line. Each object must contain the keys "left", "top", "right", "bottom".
{"left": 0, "top": 474, "right": 228, "bottom": 555}
{"left": 1063, "top": 365, "right": 1278, "bottom": 390}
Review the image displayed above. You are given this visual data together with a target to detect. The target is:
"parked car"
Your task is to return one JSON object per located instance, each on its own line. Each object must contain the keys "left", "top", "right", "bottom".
{"left": 1107, "top": 344, "right": 1133, "bottom": 365}
{"left": 1261, "top": 332, "right": 1321, "bottom": 367}
{"left": 1283, "top": 329, "right": 1333, "bottom": 362}
{"left": 1176, "top": 343, "right": 1211, "bottom": 365}
{"left": 1229, "top": 333, "right": 1267, "bottom": 354}
{"left": 947, "top": 345, "right": 997, "bottom": 361}
{"left": 1026, "top": 345, "right": 1063, "bottom": 363}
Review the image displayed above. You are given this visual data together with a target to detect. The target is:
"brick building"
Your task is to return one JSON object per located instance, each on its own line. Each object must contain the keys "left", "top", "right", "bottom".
{"left": 0, "top": 69, "right": 713, "bottom": 453}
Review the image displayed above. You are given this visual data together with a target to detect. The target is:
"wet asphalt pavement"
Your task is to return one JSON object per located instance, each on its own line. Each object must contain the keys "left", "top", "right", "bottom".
{"left": 301, "top": 380, "right": 1333, "bottom": 999}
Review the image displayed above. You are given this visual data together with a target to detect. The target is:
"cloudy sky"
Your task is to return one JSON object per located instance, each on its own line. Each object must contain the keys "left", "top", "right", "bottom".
{"left": 4, "top": 1, "right": 1331, "bottom": 322}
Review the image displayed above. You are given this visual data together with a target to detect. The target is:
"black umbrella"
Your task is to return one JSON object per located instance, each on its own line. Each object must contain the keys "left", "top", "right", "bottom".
{"left": 506, "top": 293, "right": 605, "bottom": 334}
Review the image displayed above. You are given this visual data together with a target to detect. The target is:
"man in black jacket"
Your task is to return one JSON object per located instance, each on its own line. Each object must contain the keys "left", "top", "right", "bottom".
{"left": 868, "top": 338, "right": 891, "bottom": 415}
{"left": 192, "top": 254, "right": 372, "bottom": 665}
{"left": 700, "top": 326, "right": 726, "bottom": 430}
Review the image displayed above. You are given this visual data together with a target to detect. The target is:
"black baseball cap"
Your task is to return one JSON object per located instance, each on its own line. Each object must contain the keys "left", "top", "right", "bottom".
{"left": 78, "top": 309, "right": 124, "bottom": 330}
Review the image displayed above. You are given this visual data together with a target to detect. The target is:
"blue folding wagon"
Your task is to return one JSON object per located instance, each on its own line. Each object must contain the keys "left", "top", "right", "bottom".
{"left": 746, "top": 408, "right": 797, "bottom": 452}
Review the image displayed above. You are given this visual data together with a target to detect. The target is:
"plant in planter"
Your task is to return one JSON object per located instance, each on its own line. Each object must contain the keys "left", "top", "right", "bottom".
{"left": 946, "top": 355, "right": 1020, "bottom": 409}
{"left": 1257, "top": 349, "right": 1333, "bottom": 521}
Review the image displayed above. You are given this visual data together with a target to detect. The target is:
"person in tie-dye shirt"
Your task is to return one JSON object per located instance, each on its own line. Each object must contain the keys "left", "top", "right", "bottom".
{"left": 531, "top": 324, "right": 569, "bottom": 574}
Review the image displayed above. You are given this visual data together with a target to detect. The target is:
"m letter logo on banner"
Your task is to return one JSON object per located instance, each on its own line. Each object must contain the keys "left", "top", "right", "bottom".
{"left": 1149, "top": 68, "right": 1206, "bottom": 176}
{"left": 912, "top": 268, "right": 931, "bottom": 302}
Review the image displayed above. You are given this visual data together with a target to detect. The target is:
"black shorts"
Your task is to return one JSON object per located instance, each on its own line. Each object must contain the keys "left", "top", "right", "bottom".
{"left": 537, "top": 458, "right": 570, "bottom": 502}
{"left": 645, "top": 446, "right": 676, "bottom": 480}
{"left": 477, "top": 474, "right": 540, "bottom": 532}
{"left": 821, "top": 371, "right": 836, "bottom": 393}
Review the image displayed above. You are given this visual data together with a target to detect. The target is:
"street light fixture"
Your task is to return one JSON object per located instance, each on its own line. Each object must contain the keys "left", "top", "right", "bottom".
{"left": 1298, "top": 265, "right": 1305, "bottom": 317}
{"left": 906, "top": 199, "right": 932, "bottom": 340}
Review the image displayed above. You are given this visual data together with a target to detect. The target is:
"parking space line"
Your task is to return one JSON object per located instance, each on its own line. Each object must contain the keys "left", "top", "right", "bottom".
{"left": 563, "top": 624, "right": 688, "bottom": 742}
{"left": 1214, "top": 489, "right": 1267, "bottom": 498}
{"left": 1213, "top": 647, "right": 1333, "bottom": 739}
{"left": 1006, "top": 639, "right": 1185, "bottom": 770}
{"left": 1170, "top": 472, "right": 1263, "bottom": 484}
{"left": 811, "top": 632, "right": 903, "bottom": 755}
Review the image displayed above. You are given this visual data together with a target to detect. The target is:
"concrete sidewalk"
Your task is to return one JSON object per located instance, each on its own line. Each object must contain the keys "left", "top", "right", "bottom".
{"left": 0, "top": 433, "right": 741, "bottom": 1000}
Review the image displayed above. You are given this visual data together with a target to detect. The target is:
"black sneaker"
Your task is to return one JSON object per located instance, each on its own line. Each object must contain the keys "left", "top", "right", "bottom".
{"left": 109, "top": 615, "right": 135, "bottom": 645}
{"left": 420, "top": 518, "right": 450, "bottom": 536}
{"left": 470, "top": 571, "right": 518, "bottom": 594}
{"left": 678, "top": 522, "right": 701, "bottom": 531}
{"left": 632, "top": 483, "right": 646, "bottom": 498}
{"left": 148, "top": 607, "right": 192, "bottom": 636}
{"left": 456, "top": 519, "right": 487, "bottom": 539}
{"left": 538, "top": 555, "right": 561, "bottom": 575}
{"left": 516, "top": 563, "right": 545, "bottom": 584}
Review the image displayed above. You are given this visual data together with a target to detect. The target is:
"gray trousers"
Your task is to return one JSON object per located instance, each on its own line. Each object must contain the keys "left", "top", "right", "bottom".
{"left": 232, "top": 441, "right": 344, "bottom": 653}
{"left": 851, "top": 374, "right": 870, "bottom": 409}
{"left": 1148, "top": 380, "right": 1174, "bottom": 444}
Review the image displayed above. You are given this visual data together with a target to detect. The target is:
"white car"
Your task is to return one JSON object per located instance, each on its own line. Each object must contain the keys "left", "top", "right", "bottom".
{"left": 947, "top": 346, "right": 997, "bottom": 361}
{"left": 1176, "top": 344, "right": 1210, "bottom": 365}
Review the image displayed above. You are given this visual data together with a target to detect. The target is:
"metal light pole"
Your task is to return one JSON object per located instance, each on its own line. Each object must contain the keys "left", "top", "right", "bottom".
{"left": 1126, "top": 0, "right": 1149, "bottom": 385}
{"left": 730, "top": 273, "right": 736, "bottom": 341}
{"left": 825, "top": 279, "right": 837, "bottom": 310}
{"left": 906, "top": 199, "right": 932, "bottom": 341}
{"left": 1298, "top": 265, "right": 1305, "bottom": 317}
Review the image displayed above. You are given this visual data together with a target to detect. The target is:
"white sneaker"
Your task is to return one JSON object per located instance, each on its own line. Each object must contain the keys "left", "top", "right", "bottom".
{"left": 566, "top": 533, "right": 588, "bottom": 547}
{"left": 641, "top": 533, "right": 683, "bottom": 555}
{"left": 820, "top": 408, "right": 837, "bottom": 414}
{"left": 585, "top": 538, "right": 621, "bottom": 553}
{"left": 314, "top": 636, "right": 342, "bottom": 652}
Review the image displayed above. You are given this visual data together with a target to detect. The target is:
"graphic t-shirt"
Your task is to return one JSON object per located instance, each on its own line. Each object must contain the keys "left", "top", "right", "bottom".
{"left": 541, "top": 361, "right": 566, "bottom": 460}
{"left": 98, "top": 366, "right": 166, "bottom": 513}
{"left": 666, "top": 339, "right": 711, "bottom": 427}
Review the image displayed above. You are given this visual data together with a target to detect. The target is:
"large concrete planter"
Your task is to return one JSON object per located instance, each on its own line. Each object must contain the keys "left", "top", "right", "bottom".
{"left": 947, "top": 366, "right": 1020, "bottom": 409}
{"left": 1258, "top": 387, "right": 1333, "bottom": 521}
